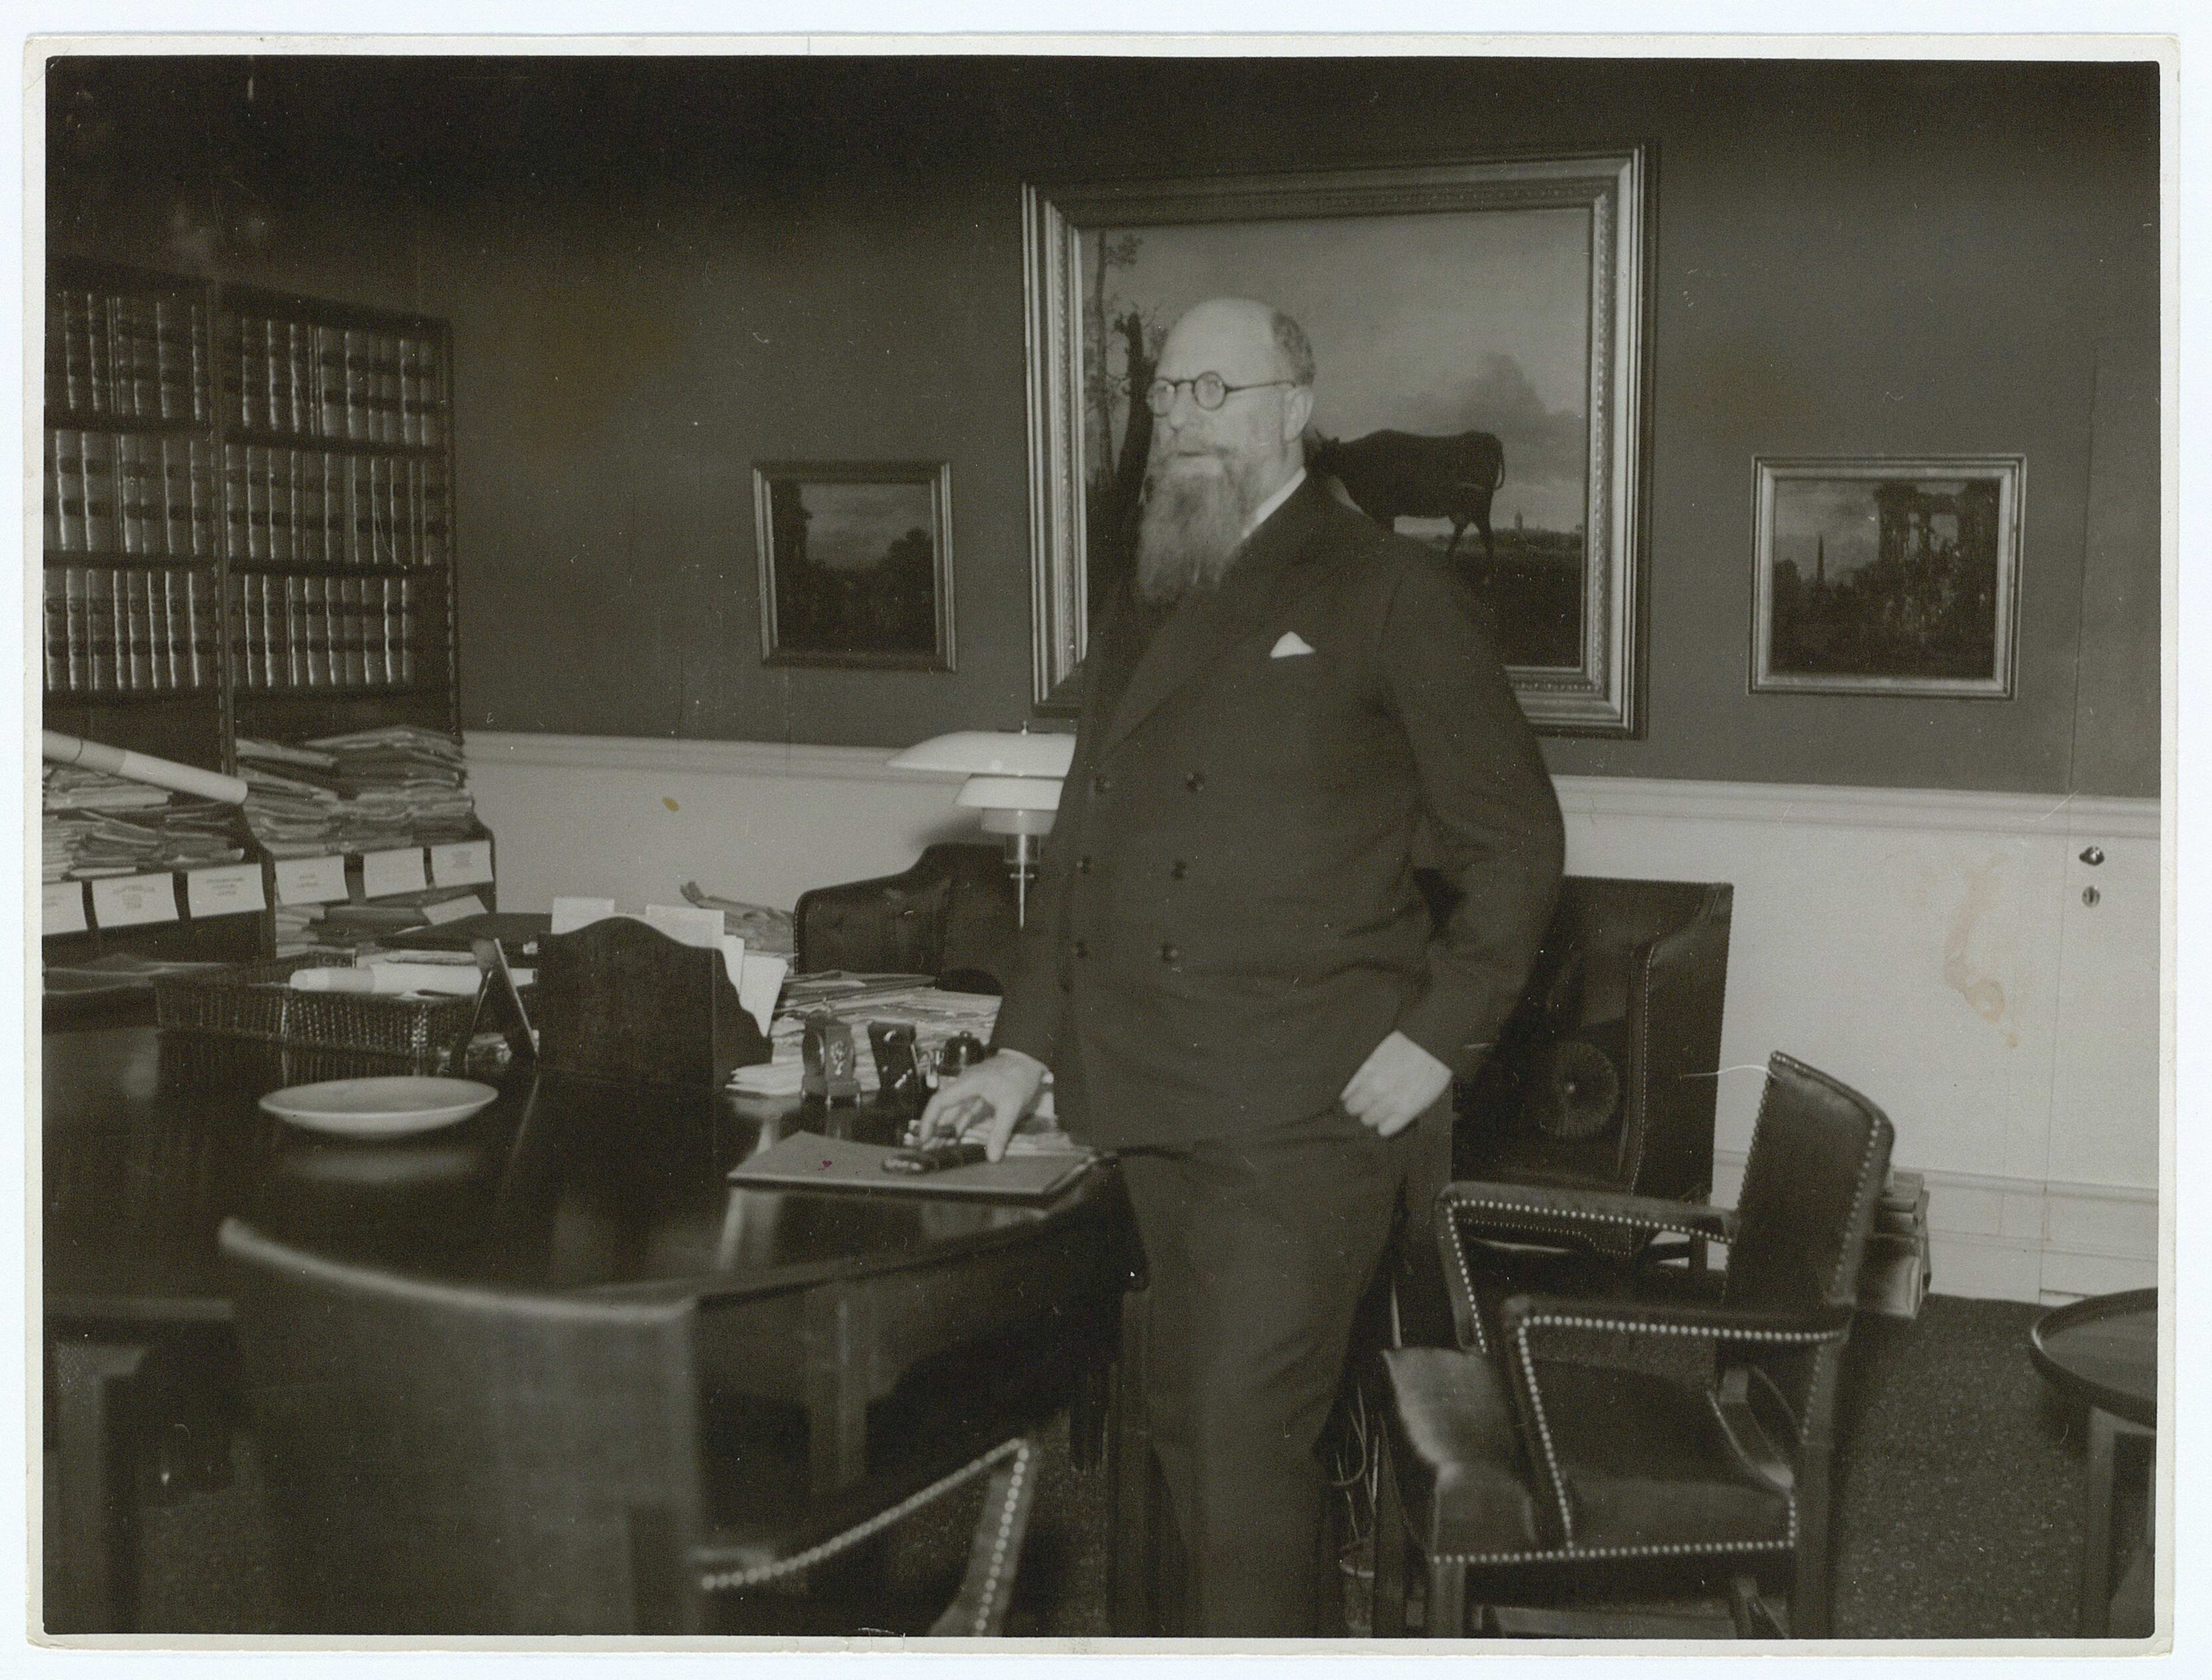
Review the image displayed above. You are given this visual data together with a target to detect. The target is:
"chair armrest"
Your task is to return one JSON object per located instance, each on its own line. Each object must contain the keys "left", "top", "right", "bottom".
{"left": 1431, "top": 1183, "right": 1736, "bottom": 1355}
{"left": 1498, "top": 1292, "right": 1856, "bottom": 1348}
{"left": 1440, "top": 1181, "right": 1735, "bottom": 1247}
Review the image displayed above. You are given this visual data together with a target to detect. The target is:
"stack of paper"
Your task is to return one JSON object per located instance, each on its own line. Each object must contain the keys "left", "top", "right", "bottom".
{"left": 236, "top": 725, "right": 478, "bottom": 856}
{"left": 41, "top": 765, "right": 245, "bottom": 882}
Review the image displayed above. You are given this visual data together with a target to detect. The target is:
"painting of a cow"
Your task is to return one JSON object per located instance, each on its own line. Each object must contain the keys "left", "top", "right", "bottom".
{"left": 1306, "top": 428, "right": 1508, "bottom": 566}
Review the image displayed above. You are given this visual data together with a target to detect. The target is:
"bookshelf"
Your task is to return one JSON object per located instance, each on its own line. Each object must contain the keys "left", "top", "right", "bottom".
{"left": 42, "top": 261, "right": 490, "bottom": 983}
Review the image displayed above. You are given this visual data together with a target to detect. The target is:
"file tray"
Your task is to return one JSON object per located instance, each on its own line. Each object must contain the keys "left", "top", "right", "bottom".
{"left": 533, "top": 913, "right": 771, "bottom": 1089}
{"left": 729, "top": 1130, "right": 1096, "bottom": 1203}
{"left": 153, "top": 953, "right": 482, "bottom": 1070}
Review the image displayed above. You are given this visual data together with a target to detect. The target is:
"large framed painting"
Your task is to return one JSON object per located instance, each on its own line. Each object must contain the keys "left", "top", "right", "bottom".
{"left": 1021, "top": 150, "right": 1652, "bottom": 734}
{"left": 1750, "top": 456, "right": 2024, "bottom": 699}
{"left": 753, "top": 461, "right": 955, "bottom": 671}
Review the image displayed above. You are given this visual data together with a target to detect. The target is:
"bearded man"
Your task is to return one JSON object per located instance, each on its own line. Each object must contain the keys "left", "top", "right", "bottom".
{"left": 923, "top": 296, "right": 1564, "bottom": 1635}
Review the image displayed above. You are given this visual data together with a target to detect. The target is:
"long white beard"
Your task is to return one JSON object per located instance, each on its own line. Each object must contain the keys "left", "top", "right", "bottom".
{"left": 1135, "top": 454, "right": 1257, "bottom": 604}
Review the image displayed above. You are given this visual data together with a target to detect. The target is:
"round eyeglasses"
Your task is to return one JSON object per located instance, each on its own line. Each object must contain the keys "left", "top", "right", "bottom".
{"left": 1144, "top": 373, "right": 1298, "bottom": 415}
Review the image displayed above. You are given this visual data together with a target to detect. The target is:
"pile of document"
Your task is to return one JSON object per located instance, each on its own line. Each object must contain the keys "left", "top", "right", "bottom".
{"left": 41, "top": 763, "right": 245, "bottom": 882}
{"left": 237, "top": 725, "right": 478, "bottom": 856}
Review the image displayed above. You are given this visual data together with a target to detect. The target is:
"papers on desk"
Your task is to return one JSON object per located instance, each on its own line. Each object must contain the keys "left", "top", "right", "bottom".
{"left": 728, "top": 984, "right": 1003, "bottom": 1099}
{"left": 729, "top": 1129, "right": 1095, "bottom": 1201}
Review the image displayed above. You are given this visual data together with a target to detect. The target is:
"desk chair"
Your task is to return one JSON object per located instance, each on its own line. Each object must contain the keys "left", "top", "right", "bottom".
{"left": 1374, "top": 1053, "right": 1893, "bottom": 1639}
{"left": 794, "top": 843, "right": 1019, "bottom": 991}
{"left": 220, "top": 1218, "right": 1063, "bottom": 1635}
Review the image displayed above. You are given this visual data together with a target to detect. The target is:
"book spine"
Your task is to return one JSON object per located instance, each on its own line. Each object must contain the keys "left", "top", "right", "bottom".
{"left": 368, "top": 453, "right": 389, "bottom": 564}
{"left": 240, "top": 313, "right": 267, "bottom": 434}
{"left": 128, "top": 295, "right": 158, "bottom": 419}
{"left": 268, "top": 445, "right": 296, "bottom": 563}
{"left": 397, "top": 334, "right": 419, "bottom": 446}
{"left": 421, "top": 335, "right": 445, "bottom": 449}
{"left": 245, "top": 445, "right": 270, "bottom": 561}
{"left": 43, "top": 571, "right": 63, "bottom": 691}
{"left": 293, "top": 321, "right": 316, "bottom": 439}
{"left": 234, "top": 572, "right": 257, "bottom": 691}
{"left": 422, "top": 453, "right": 448, "bottom": 568}
{"left": 400, "top": 456, "right": 419, "bottom": 568}
{"left": 186, "top": 569, "right": 213, "bottom": 689}
{"left": 343, "top": 329, "right": 369, "bottom": 441}
{"left": 264, "top": 317, "right": 289, "bottom": 435}
{"left": 63, "top": 567, "right": 86, "bottom": 692}
{"left": 349, "top": 577, "right": 372, "bottom": 684}
{"left": 323, "top": 451, "right": 346, "bottom": 564}
{"left": 397, "top": 574, "right": 415, "bottom": 687}
{"left": 58, "top": 289, "right": 87, "bottom": 414}
{"left": 302, "top": 575, "right": 329, "bottom": 687}
{"left": 139, "top": 569, "right": 165, "bottom": 691}
{"left": 116, "top": 434, "right": 144, "bottom": 556}
{"left": 188, "top": 300, "right": 210, "bottom": 427}
{"left": 350, "top": 455, "right": 374, "bottom": 565}
{"left": 164, "top": 570, "right": 192, "bottom": 691}
{"left": 315, "top": 326, "right": 344, "bottom": 437}
{"left": 295, "top": 449, "right": 323, "bottom": 566}
{"left": 87, "top": 568, "right": 116, "bottom": 693}
{"left": 54, "top": 428, "right": 84, "bottom": 552}
{"left": 266, "top": 569, "right": 290, "bottom": 688}
{"left": 84, "top": 292, "right": 111, "bottom": 416}
{"left": 81, "top": 431, "right": 116, "bottom": 552}
{"left": 285, "top": 574, "right": 309, "bottom": 688}
{"left": 43, "top": 428, "right": 61, "bottom": 552}
{"left": 190, "top": 439, "right": 215, "bottom": 559}
{"left": 161, "top": 435, "right": 191, "bottom": 557}
{"left": 154, "top": 296, "right": 183, "bottom": 422}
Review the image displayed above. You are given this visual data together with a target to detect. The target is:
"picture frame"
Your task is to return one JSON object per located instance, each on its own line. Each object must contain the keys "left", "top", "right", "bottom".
{"left": 1749, "top": 456, "right": 2024, "bottom": 699}
{"left": 1020, "top": 149, "right": 1652, "bottom": 734}
{"left": 752, "top": 461, "right": 956, "bottom": 672}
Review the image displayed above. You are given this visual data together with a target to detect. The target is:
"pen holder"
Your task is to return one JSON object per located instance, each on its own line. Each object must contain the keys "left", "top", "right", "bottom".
{"left": 532, "top": 915, "right": 772, "bottom": 1089}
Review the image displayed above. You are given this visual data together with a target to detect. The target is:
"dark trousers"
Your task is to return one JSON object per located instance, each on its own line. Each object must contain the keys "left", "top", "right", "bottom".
{"left": 1118, "top": 1112, "right": 1418, "bottom": 1636}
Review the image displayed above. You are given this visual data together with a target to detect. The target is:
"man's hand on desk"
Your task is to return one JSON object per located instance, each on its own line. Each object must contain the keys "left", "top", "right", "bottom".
{"left": 1339, "top": 1030, "right": 1453, "bottom": 1137}
{"left": 916, "top": 1048, "right": 1048, "bottom": 1162}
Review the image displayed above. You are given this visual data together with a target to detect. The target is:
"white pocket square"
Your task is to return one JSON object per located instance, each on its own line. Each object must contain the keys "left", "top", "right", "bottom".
{"left": 1271, "top": 631, "right": 1317, "bottom": 659}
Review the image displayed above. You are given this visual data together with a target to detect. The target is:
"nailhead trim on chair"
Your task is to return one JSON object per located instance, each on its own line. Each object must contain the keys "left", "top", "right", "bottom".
{"left": 964, "top": 1440, "right": 1033, "bottom": 1636}
{"left": 1511, "top": 1323, "right": 1574, "bottom": 1542}
{"left": 1431, "top": 1533, "right": 1797, "bottom": 1567}
{"left": 1445, "top": 1197, "right": 1720, "bottom": 1245}
{"left": 1827, "top": 1108, "right": 1887, "bottom": 1303}
{"left": 697, "top": 1437, "right": 1028, "bottom": 1591}
{"left": 1445, "top": 1205, "right": 1493, "bottom": 1356}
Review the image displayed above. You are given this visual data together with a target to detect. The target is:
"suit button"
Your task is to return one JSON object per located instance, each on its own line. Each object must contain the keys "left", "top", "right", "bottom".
{"left": 1184, "top": 772, "right": 1206, "bottom": 792}
{"left": 1159, "top": 942, "right": 1179, "bottom": 964}
{"left": 1075, "top": 855, "right": 1093, "bottom": 874}
{"left": 1169, "top": 860, "right": 1188, "bottom": 880}
{"left": 1073, "top": 941, "right": 1089, "bottom": 959}
{"left": 1093, "top": 774, "right": 1111, "bottom": 795}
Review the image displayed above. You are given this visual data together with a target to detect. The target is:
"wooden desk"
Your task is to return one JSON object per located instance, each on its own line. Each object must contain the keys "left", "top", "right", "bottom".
{"left": 43, "top": 1025, "right": 1134, "bottom": 1632}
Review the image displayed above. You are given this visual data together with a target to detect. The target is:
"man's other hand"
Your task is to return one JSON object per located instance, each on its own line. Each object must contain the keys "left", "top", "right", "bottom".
{"left": 1339, "top": 1030, "right": 1453, "bottom": 1137}
{"left": 916, "top": 1049, "right": 1049, "bottom": 1161}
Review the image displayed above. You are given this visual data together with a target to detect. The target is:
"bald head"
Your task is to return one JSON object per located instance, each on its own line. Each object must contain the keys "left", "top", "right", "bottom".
{"left": 1157, "top": 298, "right": 1315, "bottom": 393}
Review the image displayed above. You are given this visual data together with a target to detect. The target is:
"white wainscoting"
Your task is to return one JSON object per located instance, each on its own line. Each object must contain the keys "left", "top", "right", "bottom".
{"left": 464, "top": 732, "right": 2162, "bottom": 1305}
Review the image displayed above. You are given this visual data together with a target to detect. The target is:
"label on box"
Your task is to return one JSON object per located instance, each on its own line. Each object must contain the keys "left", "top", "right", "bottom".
{"left": 90, "top": 874, "right": 180, "bottom": 928}
{"left": 423, "top": 893, "right": 488, "bottom": 926}
{"left": 429, "top": 840, "right": 494, "bottom": 888}
{"left": 42, "top": 882, "right": 89, "bottom": 936}
{"left": 362, "top": 848, "right": 429, "bottom": 899}
{"left": 274, "top": 855, "right": 350, "bottom": 906}
{"left": 186, "top": 863, "right": 268, "bottom": 919}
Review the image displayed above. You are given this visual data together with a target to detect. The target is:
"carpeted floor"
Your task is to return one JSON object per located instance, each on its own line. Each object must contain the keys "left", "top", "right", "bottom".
{"left": 96, "top": 1293, "right": 2109, "bottom": 1640}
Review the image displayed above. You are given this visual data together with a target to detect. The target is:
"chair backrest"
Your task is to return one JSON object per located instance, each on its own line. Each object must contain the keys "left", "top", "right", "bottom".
{"left": 793, "top": 843, "right": 1017, "bottom": 985}
{"left": 1722, "top": 1054, "right": 1895, "bottom": 1442}
{"left": 220, "top": 1218, "right": 708, "bottom": 1634}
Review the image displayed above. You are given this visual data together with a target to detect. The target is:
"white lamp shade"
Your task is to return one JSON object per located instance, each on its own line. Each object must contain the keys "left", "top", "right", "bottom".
{"left": 886, "top": 730, "right": 1075, "bottom": 778}
{"left": 955, "top": 775, "right": 1066, "bottom": 814}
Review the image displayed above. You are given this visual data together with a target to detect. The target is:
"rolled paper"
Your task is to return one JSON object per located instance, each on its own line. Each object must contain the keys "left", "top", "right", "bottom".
{"left": 290, "top": 964, "right": 484, "bottom": 997}
{"left": 43, "top": 730, "right": 249, "bottom": 806}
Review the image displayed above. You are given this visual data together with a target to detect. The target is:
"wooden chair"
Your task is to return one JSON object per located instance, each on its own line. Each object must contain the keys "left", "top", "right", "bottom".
{"left": 220, "top": 1218, "right": 1059, "bottom": 1634}
{"left": 1373, "top": 1053, "right": 1893, "bottom": 1639}
{"left": 793, "top": 843, "right": 1019, "bottom": 992}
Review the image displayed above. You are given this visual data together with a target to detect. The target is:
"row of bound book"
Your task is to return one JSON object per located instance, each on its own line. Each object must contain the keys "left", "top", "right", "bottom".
{"left": 48, "top": 286, "right": 210, "bottom": 425}
{"left": 222, "top": 313, "right": 446, "bottom": 448}
{"left": 45, "top": 428, "right": 218, "bottom": 558}
{"left": 232, "top": 572, "right": 425, "bottom": 693}
{"left": 43, "top": 568, "right": 427, "bottom": 697}
{"left": 224, "top": 443, "right": 450, "bottom": 569}
{"left": 43, "top": 566, "right": 217, "bottom": 696}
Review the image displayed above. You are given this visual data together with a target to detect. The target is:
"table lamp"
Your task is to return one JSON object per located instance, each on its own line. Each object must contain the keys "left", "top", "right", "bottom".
{"left": 885, "top": 728, "right": 1076, "bottom": 927}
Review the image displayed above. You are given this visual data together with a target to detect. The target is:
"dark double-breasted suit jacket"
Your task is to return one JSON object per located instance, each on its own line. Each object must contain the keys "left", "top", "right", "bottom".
{"left": 991, "top": 478, "right": 1566, "bottom": 1151}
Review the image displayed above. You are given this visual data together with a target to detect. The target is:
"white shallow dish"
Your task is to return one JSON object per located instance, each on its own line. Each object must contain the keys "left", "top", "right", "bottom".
{"left": 259, "top": 1076, "right": 500, "bottom": 1139}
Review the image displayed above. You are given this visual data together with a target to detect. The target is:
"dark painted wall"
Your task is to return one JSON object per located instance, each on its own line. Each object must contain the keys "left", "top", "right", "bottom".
{"left": 47, "top": 55, "right": 2161, "bottom": 795}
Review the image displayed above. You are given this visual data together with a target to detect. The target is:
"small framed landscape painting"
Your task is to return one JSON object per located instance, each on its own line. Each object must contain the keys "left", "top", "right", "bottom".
{"left": 753, "top": 461, "right": 955, "bottom": 671}
{"left": 1750, "top": 456, "right": 2024, "bottom": 699}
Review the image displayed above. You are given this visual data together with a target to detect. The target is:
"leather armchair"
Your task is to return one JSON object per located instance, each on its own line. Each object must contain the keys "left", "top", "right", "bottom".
{"left": 1373, "top": 1052, "right": 1895, "bottom": 1639}
{"left": 792, "top": 843, "right": 1020, "bottom": 991}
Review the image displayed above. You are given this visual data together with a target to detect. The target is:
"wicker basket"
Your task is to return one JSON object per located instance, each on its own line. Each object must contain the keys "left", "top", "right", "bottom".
{"left": 153, "top": 953, "right": 484, "bottom": 1068}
